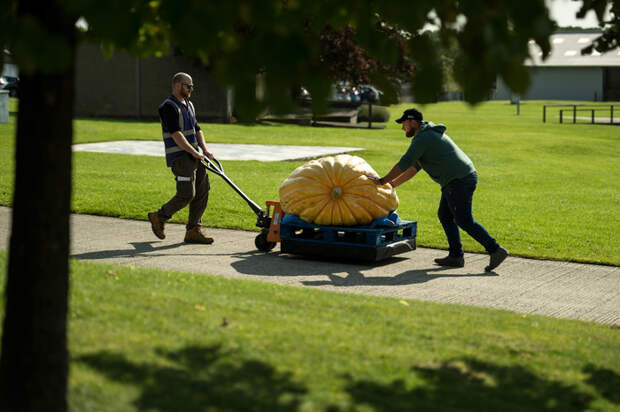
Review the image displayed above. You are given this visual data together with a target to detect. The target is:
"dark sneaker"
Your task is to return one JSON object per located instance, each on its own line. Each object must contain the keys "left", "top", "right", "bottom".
{"left": 485, "top": 246, "right": 508, "bottom": 272}
{"left": 434, "top": 255, "right": 465, "bottom": 267}
{"left": 184, "top": 226, "right": 214, "bottom": 244}
{"left": 148, "top": 211, "right": 165, "bottom": 239}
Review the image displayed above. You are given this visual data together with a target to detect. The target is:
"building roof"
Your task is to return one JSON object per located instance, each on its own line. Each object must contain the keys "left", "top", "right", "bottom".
{"left": 526, "top": 32, "right": 620, "bottom": 67}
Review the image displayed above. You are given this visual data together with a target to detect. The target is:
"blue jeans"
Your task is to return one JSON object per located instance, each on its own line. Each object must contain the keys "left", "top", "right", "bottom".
{"left": 438, "top": 172, "right": 499, "bottom": 257}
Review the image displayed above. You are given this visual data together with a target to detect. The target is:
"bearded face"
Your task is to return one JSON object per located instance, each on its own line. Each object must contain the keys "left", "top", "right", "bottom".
{"left": 180, "top": 85, "right": 191, "bottom": 99}
{"left": 402, "top": 120, "right": 418, "bottom": 138}
{"left": 173, "top": 77, "right": 193, "bottom": 100}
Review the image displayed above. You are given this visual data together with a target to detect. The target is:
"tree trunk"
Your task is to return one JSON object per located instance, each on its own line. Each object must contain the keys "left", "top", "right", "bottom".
{"left": 0, "top": 2, "right": 76, "bottom": 411}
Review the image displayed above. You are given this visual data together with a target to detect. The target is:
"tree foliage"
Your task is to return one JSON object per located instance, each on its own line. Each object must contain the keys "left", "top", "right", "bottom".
{"left": 579, "top": 0, "right": 619, "bottom": 53}
{"left": 2, "top": 0, "right": 618, "bottom": 110}
{"left": 318, "top": 21, "right": 414, "bottom": 104}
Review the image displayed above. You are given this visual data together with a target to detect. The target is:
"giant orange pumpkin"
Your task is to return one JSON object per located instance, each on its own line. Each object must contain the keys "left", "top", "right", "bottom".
{"left": 279, "top": 154, "right": 399, "bottom": 226}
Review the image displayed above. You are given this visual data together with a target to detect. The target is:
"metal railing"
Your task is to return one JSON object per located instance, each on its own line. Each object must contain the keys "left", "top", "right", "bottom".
{"left": 543, "top": 103, "right": 619, "bottom": 124}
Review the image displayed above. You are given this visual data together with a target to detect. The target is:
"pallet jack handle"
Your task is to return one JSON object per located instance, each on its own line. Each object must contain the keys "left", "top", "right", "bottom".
{"left": 201, "top": 157, "right": 270, "bottom": 227}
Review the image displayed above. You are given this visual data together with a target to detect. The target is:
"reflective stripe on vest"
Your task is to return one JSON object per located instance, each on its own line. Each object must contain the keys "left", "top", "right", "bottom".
{"left": 160, "top": 97, "right": 198, "bottom": 166}
{"left": 165, "top": 142, "right": 199, "bottom": 154}
{"left": 162, "top": 128, "right": 196, "bottom": 139}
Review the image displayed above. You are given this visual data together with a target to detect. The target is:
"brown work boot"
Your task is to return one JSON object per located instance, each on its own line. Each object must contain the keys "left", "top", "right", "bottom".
{"left": 148, "top": 211, "right": 166, "bottom": 239}
{"left": 184, "top": 226, "right": 214, "bottom": 244}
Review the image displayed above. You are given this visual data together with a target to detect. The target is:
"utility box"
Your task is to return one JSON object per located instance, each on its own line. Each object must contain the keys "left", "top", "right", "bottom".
{"left": 0, "top": 90, "right": 8, "bottom": 124}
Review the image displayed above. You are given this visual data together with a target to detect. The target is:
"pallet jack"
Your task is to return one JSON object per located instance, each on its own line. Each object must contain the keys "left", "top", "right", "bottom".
{"left": 202, "top": 157, "right": 416, "bottom": 262}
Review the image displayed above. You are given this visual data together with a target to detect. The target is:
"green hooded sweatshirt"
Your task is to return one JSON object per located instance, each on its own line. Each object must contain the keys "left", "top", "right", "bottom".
{"left": 397, "top": 121, "right": 475, "bottom": 188}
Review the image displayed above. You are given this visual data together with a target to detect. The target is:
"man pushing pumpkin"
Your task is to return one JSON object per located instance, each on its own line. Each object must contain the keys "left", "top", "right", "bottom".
{"left": 367, "top": 108, "right": 509, "bottom": 272}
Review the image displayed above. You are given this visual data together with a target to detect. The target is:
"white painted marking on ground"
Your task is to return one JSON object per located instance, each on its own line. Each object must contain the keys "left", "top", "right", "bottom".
{"left": 73, "top": 141, "right": 364, "bottom": 161}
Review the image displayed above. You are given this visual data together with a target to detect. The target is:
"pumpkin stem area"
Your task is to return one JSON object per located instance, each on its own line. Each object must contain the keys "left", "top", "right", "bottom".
{"left": 331, "top": 186, "right": 343, "bottom": 200}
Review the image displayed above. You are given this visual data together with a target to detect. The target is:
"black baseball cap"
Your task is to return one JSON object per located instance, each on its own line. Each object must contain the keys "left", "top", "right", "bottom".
{"left": 395, "top": 108, "right": 423, "bottom": 123}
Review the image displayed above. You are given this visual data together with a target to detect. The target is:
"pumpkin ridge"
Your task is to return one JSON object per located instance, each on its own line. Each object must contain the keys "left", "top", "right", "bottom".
{"left": 314, "top": 199, "right": 335, "bottom": 225}
{"left": 337, "top": 197, "right": 357, "bottom": 225}
{"left": 324, "top": 168, "right": 339, "bottom": 189}
{"left": 350, "top": 192, "right": 396, "bottom": 210}
{"left": 298, "top": 197, "right": 331, "bottom": 222}
{"left": 297, "top": 173, "right": 332, "bottom": 188}
{"left": 341, "top": 195, "right": 373, "bottom": 222}
{"left": 331, "top": 200, "right": 343, "bottom": 224}
{"left": 339, "top": 173, "right": 365, "bottom": 188}
{"left": 281, "top": 193, "right": 328, "bottom": 208}
{"left": 279, "top": 154, "right": 398, "bottom": 225}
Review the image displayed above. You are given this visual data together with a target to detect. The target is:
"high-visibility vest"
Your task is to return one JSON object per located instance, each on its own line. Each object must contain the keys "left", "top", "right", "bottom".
{"left": 159, "top": 96, "right": 198, "bottom": 166}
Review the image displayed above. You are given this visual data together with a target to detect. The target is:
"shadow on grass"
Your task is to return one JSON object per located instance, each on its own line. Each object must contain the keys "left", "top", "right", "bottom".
{"left": 583, "top": 363, "right": 620, "bottom": 405}
{"left": 342, "top": 357, "right": 595, "bottom": 412}
{"left": 77, "top": 349, "right": 607, "bottom": 411}
{"left": 76, "top": 344, "right": 307, "bottom": 411}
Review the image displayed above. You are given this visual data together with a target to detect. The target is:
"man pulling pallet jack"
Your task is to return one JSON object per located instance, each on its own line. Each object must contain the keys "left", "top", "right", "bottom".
{"left": 148, "top": 72, "right": 216, "bottom": 245}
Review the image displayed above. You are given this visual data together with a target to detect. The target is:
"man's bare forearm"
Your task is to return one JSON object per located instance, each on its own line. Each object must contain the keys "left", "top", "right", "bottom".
{"left": 171, "top": 131, "right": 202, "bottom": 158}
{"left": 390, "top": 166, "right": 418, "bottom": 187}
{"left": 381, "top": 164, "right": 403, "bottom": 184}
{"left": 196, "top": 130, "right": 213, "bottom": 158}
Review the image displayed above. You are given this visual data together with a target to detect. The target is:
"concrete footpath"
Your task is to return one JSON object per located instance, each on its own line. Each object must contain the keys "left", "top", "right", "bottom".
{"left": 1, "top": 206, "right": 618, "bottom": 326}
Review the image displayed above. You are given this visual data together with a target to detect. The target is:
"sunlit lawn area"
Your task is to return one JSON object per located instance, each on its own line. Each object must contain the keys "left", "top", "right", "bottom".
{"left": 1, "top": 98, "right": 619, "bottom": 264}
{"left": 0, "top": 254, "right": 617, "bottom": 411}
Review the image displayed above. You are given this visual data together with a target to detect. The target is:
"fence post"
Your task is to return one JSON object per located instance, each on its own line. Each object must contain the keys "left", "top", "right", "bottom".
{"left": 560, "top": 110, "right": 563, "bottom": 124}
{"left": 543, "top": 105, "right": 546, "bottom": 122}
{"left": 0, "top": 91, "right": 8, "bottom": 124}
{"left": 591, "top": 109, "right": 595, "bottom": 124}
{"left": 573, "top": 105, "right": 577, "bottom": 124}
{"left": 611, "top": 105, "right": 614, "bottom": 125}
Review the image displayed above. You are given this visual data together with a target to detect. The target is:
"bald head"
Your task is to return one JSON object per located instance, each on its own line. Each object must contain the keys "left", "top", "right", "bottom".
{"left": 171, "top": 72, "right": 194, "bottom": 100}
{"left": 172, "top": 72, "right": 192, "bottom": 87}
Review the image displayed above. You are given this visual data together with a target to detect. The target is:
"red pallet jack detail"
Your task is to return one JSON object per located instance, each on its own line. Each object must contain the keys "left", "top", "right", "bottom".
{"left": 265, "top": 201, "right": 284, "bottom": 243}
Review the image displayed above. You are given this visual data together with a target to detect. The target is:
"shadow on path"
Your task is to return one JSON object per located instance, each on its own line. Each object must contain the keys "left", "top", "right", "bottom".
{"left": 303, "top": 268, "right": 497, "bottom": 287}
{"left": 70, "top": 241, "right": 186, "bottom": 260}
{"left": 228, "top": 251, "right": 497, "bottom": 287}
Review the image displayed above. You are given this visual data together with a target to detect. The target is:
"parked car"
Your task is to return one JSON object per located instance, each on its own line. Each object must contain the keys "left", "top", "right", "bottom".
{"left": 359, "top": 85, "right": 383, "bottom": 104}
{"left": 0, "top": 76, "right": 19, "bottom": 97}
{"left": 296, "top": 83, "right": 382, "bottom": 105}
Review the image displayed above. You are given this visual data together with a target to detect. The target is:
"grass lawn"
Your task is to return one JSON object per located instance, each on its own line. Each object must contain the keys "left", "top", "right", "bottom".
{"left": 1, "top": 98, "right": 619, "bottom": 264}
{"left": 1, "top": 98, "right": 619, "bottom": 410}
{"left": 0, "top": 253, "right": 618, "bottom": 411}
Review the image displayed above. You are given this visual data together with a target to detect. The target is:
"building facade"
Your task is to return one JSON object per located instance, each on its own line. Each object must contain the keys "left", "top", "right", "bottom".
{"left": 495, "top": 31, "right": 620, "bottom": 101}
{"left": 75, "top": 43, "right": 233, "bottom": 121}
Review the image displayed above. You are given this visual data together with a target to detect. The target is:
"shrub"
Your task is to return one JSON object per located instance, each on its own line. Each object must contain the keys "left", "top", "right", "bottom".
{"left": 357, "top": 104, "right": 390, "bottom": 122}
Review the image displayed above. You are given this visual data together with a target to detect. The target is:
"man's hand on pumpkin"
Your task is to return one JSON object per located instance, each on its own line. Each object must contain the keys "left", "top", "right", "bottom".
{"left": 365, "top": 174, "right": 382, "bottom": 185}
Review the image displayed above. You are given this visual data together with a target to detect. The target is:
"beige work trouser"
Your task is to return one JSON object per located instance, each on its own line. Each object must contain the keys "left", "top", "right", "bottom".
{"left": 158, "top": 153, "right": 210, "bottom": 229}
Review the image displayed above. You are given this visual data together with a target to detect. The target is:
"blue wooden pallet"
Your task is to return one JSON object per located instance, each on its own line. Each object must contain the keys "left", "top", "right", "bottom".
{"left": 279, "top": 214, "right": 417, "bottom": 262}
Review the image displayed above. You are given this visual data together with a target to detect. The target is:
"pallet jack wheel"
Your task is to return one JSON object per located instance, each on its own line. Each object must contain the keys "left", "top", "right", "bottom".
{"left": 255, "top": 229, "right": 276, "bottom": 251}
